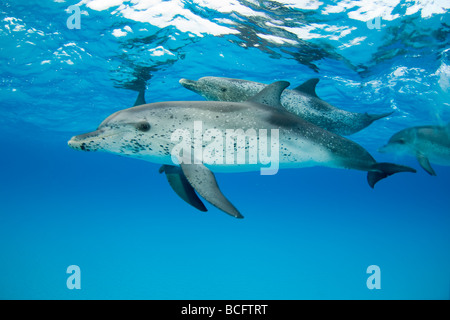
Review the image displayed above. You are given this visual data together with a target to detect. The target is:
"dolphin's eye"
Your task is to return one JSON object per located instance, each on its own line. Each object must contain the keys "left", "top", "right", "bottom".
{"left": 221, "top": 87, "right": 227, "bottom": 92}
{"left": 136, "top": 121, "right": 151, "bottom": 132}
{"left": 396, "top": 139, "right": 405, "bottom": 144}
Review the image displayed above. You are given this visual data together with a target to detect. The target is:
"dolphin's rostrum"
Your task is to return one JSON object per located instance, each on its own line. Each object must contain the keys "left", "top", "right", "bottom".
{"left": 68, "top": 81, "right": 415, "bottom": 218}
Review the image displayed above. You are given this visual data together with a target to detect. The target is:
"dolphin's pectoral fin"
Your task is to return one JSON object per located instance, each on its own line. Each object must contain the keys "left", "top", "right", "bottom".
{"left": 179, "top": 163, "right": 243, "bottom": 219}
{"left": 248, "top": 81, "right": 290, "bottom": 110}
{"left": 159, "top": 165, "right": 208, "bottom": 212}
{"left": 416, "top": 153, "right": 436, "bottom": 176}
{"left": 367, "top": 163, "right": 417, "bottom": 188}
{"left": 293, "top": 78, "right": 320, "bottom": 98}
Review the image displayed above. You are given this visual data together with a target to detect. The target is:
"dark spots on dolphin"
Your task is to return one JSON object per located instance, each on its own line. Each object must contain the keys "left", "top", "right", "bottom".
{"left": 79, "top": 142, "right": 97, "bottom": 152}
{"left": 128, "top": 138, "right": 149, "bottom": 153}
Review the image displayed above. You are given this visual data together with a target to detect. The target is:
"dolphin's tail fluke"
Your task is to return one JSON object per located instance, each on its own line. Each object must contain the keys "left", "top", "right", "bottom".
{"left": 367, "top": 163, "right": 416, "bottom": 188}
{"left": 368, "top": 111, "right": 394, "bottom": 123}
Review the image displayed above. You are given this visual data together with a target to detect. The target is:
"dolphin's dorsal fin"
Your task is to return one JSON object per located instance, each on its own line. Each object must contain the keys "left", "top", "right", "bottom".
{"left": 248, "top": 81, "right": 290, "bottom": 110}
{"left": 133, "top": 90, "right": 146, "bottom": 107}
{"left": 293, "top": 78, "right": 320, "bottom": 98}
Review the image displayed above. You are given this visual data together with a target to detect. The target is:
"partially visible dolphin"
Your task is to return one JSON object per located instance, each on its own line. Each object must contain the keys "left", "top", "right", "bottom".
{"left": 68, "top": 81, "right": 415, "bottom": 218}
{"left": 179, "top": 76, "right": 393, "bottom": 136}
{"left": 379, "top": 124, "right": 450, "bottom": 176}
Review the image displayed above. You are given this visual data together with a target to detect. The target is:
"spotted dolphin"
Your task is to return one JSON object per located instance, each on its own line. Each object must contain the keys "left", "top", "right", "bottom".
{"left": 379, "top": 124, "right": 450, "bottom": 175}
{"left": 68, "top": 81, "right": 415, "bottom": 218}
{"left": 179, "top": 77, "right": 392, "bottom": 136}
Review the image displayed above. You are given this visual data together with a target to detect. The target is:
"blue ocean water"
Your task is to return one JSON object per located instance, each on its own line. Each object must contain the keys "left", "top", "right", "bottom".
{"left": 1, "top": 0, "right": 450, "bottom": 300}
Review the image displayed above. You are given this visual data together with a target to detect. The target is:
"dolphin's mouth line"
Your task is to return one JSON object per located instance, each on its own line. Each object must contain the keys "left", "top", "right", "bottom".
{"left": 86, "top": 131, "right": 121, "bottom": 141}
{"left": 68, "top": 131, "right": 124, "bottom": 151}
{"left": 78, "top": 128, "right": 129, "bottom": 141}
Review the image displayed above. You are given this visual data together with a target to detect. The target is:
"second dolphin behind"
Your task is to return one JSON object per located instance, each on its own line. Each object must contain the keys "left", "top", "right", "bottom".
{"left": 180, "top": 76, "right": 393, "bottom": 136}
